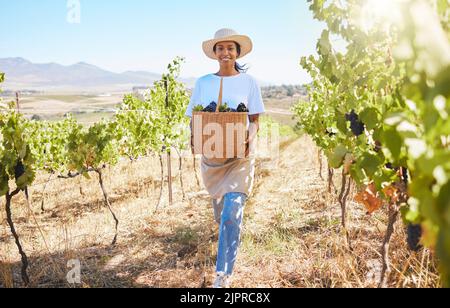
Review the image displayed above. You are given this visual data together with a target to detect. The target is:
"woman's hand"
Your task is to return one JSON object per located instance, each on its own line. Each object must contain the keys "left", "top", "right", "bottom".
{"left": 244, "top": 134, "right": 254, "bottom": 158}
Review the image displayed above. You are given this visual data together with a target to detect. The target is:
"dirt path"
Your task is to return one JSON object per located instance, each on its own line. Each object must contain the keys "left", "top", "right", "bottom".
{"left": 265, "top": 107, "right": 294, "bottom": 115}
{"left": 233, "top": 135, "right": 338, "bottom": 287}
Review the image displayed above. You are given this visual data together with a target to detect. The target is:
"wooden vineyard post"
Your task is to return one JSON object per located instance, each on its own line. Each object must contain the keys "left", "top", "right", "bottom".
{"left": 164, "top": 78, "right": 173, "bottom": 206}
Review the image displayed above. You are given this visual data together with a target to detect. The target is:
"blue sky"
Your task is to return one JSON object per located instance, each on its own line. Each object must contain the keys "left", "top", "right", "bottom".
{"left": 0, "top": 0, "right": 326, "bottom": 85}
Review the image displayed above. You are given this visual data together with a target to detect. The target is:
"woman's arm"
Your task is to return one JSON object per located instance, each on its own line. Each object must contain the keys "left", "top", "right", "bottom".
{"left": 248, "top": 114, "right": 260, "bottom": 140}
{"left": 190, "top": 118, "right": 194, "bottom": 153}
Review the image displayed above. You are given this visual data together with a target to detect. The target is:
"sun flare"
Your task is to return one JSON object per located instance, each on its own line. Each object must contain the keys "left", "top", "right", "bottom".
{"left": 356, "top": 0, "right": 404, "bottom": 33}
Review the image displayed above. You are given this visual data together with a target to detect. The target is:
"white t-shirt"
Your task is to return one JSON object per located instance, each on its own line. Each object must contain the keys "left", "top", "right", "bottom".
{"left": 185, "top": 73, "right": 265, "bottom": 119}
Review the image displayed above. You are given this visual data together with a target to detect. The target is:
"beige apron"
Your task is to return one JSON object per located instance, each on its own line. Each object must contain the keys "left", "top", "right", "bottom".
{"left": 201, "top": 156, "right": 256, "bottom": 200}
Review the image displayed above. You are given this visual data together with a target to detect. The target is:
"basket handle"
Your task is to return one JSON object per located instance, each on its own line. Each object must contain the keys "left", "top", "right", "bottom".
{"left": 216, "top": 77, "right": 223, "bottom": 112}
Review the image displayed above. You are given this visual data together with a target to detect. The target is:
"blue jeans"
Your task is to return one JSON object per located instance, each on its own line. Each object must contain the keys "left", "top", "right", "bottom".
{"left": 212, "top": 192, "right": 247, "bottom": 275}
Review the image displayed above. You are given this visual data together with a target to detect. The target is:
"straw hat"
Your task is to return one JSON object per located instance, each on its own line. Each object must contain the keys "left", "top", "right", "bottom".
{"left": 202, "top": 28, "right": 253, "bottom": 60}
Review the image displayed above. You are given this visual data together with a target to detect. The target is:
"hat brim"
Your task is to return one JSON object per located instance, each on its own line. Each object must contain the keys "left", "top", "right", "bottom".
{"left": 202, "top": 35, "right": 253, "bottom": 60}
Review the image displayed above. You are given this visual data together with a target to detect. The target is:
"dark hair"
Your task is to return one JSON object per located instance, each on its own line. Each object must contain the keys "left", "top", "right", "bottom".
{"left": 213, "top": 42, "right": 249, "bottom": 73}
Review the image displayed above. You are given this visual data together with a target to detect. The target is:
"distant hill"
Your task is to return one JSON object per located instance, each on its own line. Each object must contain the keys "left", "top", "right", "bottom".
{"left": 0, "top": 57, "right": 197, "bottom": 92}
{"left": 261, "top": 84, "right": 307, "bottom": 99}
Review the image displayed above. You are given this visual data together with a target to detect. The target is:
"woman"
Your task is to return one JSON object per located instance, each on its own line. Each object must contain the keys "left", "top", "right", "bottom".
{"left": 185, "top": 28, "right": 265, "bottom": 288}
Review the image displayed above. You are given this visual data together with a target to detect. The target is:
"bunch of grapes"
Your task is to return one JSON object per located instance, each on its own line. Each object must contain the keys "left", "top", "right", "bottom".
{"left": 345, "top": 110, "right": 365, "bottom": 136}
{"left": 406, "top": 224, "right": 423, "bottom": 252}
{"left": 196, "top": 102, "right": 248, "bottom": 113}
{"left": 14, "top": 160, "right": 25, "bottom": 181}
{"left": 203, "top": 102, "right": 217, "bottom": 112}
{"left": 237, "top": 103, "right": 249, "bottom": 112}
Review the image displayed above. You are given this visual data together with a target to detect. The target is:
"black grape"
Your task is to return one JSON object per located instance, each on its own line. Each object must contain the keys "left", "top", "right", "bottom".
{"left": 406, "top": 224, "right": 422, "bottom": 252}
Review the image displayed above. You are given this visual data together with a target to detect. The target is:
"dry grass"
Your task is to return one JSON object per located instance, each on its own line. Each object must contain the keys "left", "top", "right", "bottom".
{"left": 0, "top": 136, "right": 441, "bottom": 288}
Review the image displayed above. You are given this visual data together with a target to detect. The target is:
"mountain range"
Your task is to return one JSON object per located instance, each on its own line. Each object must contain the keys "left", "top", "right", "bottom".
{"left": 0, "top": 57, "right": 200, "bottom": 92}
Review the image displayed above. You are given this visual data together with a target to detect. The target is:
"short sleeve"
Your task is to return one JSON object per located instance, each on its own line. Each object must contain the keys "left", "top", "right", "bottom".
{"left": 185, "top": 79, "right": 202, "bottom": 118}
{"left": 248, "top": 78, "right": 265, "bottom": 115}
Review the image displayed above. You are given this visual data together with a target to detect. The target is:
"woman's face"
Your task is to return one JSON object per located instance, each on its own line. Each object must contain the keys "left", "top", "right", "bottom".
{"left": 214, "top": 41, "right": 239, "bottom": 65}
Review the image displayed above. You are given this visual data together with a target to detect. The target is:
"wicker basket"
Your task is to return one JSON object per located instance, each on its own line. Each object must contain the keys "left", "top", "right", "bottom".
{"left": 192, "top": 77, "right": 248, "bottom": 159}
